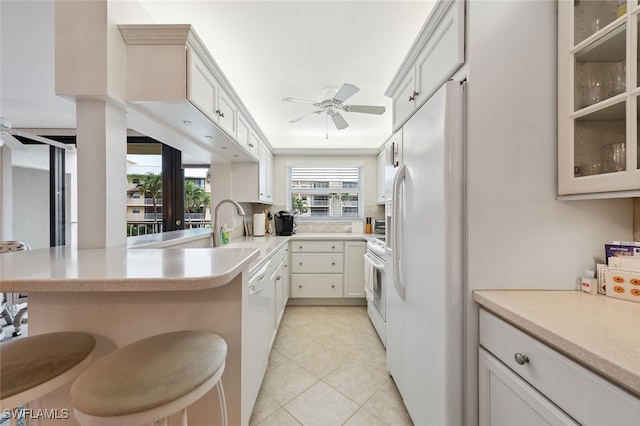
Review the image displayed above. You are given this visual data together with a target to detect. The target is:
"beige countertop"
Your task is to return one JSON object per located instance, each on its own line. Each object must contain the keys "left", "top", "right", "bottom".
{"left": 473, "top": 290, "right": 640, "bottom": 396}
{"left": 221, "top": 236, "right": 290, "bottom": 274}
{"left": 290, "top": 232, "right": 369, "bottom": 241}
{"left": 0, "top": 245, "right": 259, "bottom": 292}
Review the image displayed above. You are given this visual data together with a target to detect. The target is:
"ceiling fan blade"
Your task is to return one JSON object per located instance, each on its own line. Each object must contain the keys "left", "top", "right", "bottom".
{"left": 281, "top": 97, "right": 318, "bottom": 106}
{"left": 344, "top": 105, "right": 386, "bottom": 115}
{"left": 1, "top": 132, "right": 26, "bottom": 150}
{"left": 9, "top": 130, "right": 76, "bottom": 151}
{"left": 333, "top": 83, "right": 359, "bottom": 102}
{"left": 290, "top": 110, "right": 322, "bottom": 123}
{"left": 331, "top": 113, "right": 349, "bottom": 130}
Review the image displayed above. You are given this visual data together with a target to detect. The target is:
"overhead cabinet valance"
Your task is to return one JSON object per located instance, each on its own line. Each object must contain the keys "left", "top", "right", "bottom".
{"left": 119, "top": 24, "right": 266, "bottom": 163}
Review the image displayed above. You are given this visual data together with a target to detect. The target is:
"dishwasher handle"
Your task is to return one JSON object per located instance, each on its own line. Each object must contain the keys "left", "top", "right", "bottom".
{"left": 249, "top": 262, "right": 270, "bottom": 295}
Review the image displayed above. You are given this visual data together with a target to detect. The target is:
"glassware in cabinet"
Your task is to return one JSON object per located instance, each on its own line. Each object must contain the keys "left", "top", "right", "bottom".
{"left": 573, "top": 101, "right": 627, "bottom": 177}
{"left": 574, "top": 0, "right": 626, "bottom": 45}
{"left": 574, "top": 23, "right": 626, "bottom": 111}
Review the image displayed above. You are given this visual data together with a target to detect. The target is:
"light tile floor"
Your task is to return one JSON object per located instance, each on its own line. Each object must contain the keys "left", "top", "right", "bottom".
{"left": 249, "top": 305, "right": 413, "bottom": 426}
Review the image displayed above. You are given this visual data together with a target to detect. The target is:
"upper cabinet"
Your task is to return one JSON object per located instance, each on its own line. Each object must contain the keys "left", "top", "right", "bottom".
{"left": 119, "top": 24, "right": 264, "bottom": 163}
{"left": 558, "top": 1, "right": 640, "bottom": 197}
{"left": 376, "top": 148, "right": 386, "bottom": 204}
{"left": 385, "top": 0, "right": 464, "bottom": 131}
{"left": 231, "top": 140, "right": 274, "bottom": 204}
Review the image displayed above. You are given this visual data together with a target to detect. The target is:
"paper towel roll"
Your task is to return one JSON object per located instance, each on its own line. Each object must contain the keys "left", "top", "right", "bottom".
{"left": 253, "top": 213, "right": 266, "bottom": 237}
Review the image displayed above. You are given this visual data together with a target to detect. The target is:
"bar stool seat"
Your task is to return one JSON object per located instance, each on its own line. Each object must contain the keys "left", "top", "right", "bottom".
{"left": 71, "top": 330, "right": 228, "bottom": 426}
{"left": 0, "top": 332, "right": 96, "bottom": 414}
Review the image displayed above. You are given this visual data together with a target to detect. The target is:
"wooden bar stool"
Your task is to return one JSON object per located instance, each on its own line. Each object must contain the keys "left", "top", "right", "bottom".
{"left": 70, "top": 330, "right": 228, "bottom": 426}
{"left": 0, "top": 332, "right": 96, "bottom": 426}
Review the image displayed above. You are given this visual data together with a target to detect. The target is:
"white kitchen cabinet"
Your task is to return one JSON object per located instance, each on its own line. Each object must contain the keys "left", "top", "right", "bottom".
{"left": 231, "top": 141, "right": 274, "bottom": 204}
{"left": 343, "top": 241, "right": 365, "bottom": 298}
{"left": 187, "top": 53, "right": 237, "bottom": 140}
{"left": 283, "top": 246, "right": 290, "bottom": 306}
{"left": 217, "top": 87, "right": 237, "bottom": 139}
{"left": 119, "top": 24, "right": 266, "bottom": 163}
{"left": 290, "top": 241, "right": 344, "bottom": 299}
{"left": 236, "top": 114, "right": 259, "bottom": 161}
{"left": 259, "top": 141, "right": 274, "bottom": 203}
{"left": 376, "top": 149, "right": 386, "bottom": 204}
{"left": 558, "top": 1, "right": 640, "bottom": 196}
{"left": 385, "top": 0, "right": 464, "bottom": 131}
{"left": 290, "top": 253, "right": 343, "bottom": 274}
{"left": 479, "top": 348, "right": 578, "bottom": 426}
{"left": 479, "top": 309, "right": 640, "bottom": 425}
{"left": 272, "top": 257, "right": 285, "bottom": 329}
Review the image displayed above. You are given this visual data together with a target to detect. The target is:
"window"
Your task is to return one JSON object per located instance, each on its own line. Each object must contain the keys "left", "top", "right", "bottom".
{"left": 288, "top": 165, "right": 363, "bottom": 220}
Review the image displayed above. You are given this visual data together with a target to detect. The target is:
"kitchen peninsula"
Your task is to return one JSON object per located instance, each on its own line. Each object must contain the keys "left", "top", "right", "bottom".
{"left": 0, "top": 240, "right": 261, "bottom": 425}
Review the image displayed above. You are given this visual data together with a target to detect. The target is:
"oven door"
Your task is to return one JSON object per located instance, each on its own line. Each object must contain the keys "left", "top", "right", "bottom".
{"left": 364, "top": 252, "right": 385, "bottom": 321}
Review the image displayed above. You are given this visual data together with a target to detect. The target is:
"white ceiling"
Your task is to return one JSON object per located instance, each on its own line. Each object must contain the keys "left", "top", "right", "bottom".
{"left": 1, "top": 1, "right": 435, "bottom": 152}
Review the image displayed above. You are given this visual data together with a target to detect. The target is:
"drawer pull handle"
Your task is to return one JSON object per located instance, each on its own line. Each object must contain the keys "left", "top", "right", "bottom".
{"left": 331, "top": 285, "right": 335, "bottom": 288}
{"left": 299, "top": 285, "right": 303, "bottom": 288}
{"left": 299, "top": 262, "right": 303, "bottom": 266}
{"left": 514, "top": 353, "right": 529, "bottom": 365}
{"left": 332, "top": 262, "right": 336, "bottom": 266}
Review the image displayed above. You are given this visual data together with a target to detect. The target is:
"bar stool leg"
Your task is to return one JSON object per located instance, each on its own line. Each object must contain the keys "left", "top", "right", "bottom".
{"left": 217, "top": 380, "right": 227, "bottom": 426}
{"left": 181, "top": 408, "right": 188, "bottom": 426}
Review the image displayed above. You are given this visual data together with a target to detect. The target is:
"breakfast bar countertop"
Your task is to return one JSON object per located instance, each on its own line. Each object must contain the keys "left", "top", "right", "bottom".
{"left": 473, "top": 290, "right": 640, "bottom": 397}
{"left": 0, "top": 245, "right": 260, "bottom": 292}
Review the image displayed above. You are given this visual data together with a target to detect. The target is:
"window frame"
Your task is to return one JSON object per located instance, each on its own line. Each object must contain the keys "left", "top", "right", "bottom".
{"left": 286, "top": 162, "right": 364, "bottom": 222}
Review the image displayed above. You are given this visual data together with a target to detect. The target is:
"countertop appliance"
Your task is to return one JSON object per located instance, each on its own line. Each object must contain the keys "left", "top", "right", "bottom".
{"left": 364, "top": 238, "right": 386, "bottom": 346}
{"left": 274, "top": 211, "right": 294, "bottom": 236}
{"left": 386, "top": 80, "right": 465, "bottom": 425}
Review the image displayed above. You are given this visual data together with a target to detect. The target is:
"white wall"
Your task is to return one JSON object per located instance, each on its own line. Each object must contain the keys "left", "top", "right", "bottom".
{"left": 12, "top": 167, "right": 49, "bottom": 249}
{"left": 463, "top": 2, "right": 633, "bottom": 424}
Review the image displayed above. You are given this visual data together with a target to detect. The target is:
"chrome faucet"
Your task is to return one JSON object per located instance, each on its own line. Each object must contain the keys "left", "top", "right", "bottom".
{"left": 213, "top": 199, "right": 246, "bottom": 247}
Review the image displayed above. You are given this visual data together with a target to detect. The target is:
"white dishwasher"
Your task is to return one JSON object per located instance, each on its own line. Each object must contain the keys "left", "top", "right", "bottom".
{"left": 247, "top": 261, "right": 275, "bottom": 411}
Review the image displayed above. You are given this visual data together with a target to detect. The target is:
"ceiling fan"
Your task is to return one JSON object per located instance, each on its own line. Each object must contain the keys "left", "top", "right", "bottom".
{"left": 0, "top": 117, "right": 75, "bottom": 151}
{"left": 282, "top": 83, "right": 385, "bottom": 132}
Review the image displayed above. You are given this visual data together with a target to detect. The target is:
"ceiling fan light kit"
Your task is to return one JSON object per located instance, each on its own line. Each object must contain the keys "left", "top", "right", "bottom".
{"left": 282, "top": 83, "right": 385, "bottom": 135}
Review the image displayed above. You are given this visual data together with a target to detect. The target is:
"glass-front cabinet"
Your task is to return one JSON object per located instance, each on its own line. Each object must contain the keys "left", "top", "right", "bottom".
{"left": 558, "top": 0, "right": 640, "bottom": 196}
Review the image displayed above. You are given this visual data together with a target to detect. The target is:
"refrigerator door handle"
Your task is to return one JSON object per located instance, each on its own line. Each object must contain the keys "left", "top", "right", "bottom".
{"left": 392, "top": 164, "right": 406, "bottom": 301}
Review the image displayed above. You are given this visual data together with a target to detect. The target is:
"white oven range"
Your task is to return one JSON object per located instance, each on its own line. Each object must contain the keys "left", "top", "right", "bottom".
{"left": 364, "top": 237, "right": 386, "bottom": 346}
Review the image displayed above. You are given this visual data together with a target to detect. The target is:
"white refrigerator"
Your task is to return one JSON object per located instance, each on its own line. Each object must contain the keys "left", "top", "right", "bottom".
{"left": 386, "top": 80, "right": 465, "bottom": 426}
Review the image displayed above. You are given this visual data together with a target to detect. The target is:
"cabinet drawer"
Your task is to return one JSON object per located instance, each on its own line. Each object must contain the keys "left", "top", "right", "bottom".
{"left": 291, "top": 253, "right": 343, "bottom": 274}
{"left": 291, "top": 241, "right": 343, "bottom": 253}
{"left": 291, "top": 274, "right": 343, "bottom": 298}
{"left": 479, "top": 348, "right": 578, "bottom": 425}
{"left": 479, "top": 309, "right": 640, "bottom": 425}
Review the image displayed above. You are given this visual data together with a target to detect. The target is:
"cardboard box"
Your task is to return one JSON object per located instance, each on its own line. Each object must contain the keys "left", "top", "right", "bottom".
{"left": 605, "top": 243, "right": 640, "bottom": 259}
{"left": 602, "top": 267, "right": 640, "bottom": 303}
{"left": 608, "top": 256, "right": 640, "bottom": 272}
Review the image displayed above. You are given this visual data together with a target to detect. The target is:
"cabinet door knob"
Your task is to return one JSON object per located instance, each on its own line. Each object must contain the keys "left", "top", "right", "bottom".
{"left": 331, "top": 285, "right": 335, "bottom": 288}
{"left": 331, "top": 262, "right": 336, "bottom": 266}
{"left": 299, "top": 262, "right": 303, "bottom": 266}
{"left": 514, "top": 353, "right": 529, "bottom": 365}
{"left": 215, "top": 109, "right": 225, "bottom": 118}
{"left": 408, "top": 91, "right": 419, "bottom": 102}
{"left": 299, "top": 285, "right": 302, "bottom": 288}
